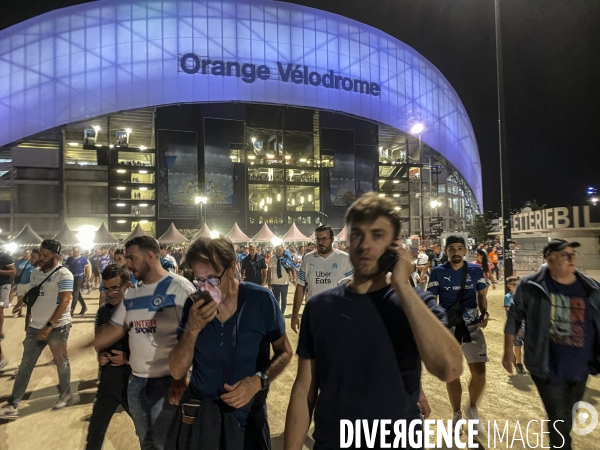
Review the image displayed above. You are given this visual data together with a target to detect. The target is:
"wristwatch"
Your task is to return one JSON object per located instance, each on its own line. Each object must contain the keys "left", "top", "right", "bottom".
{"left": 255, "top": 372, "right": 269, "bottom": 391}
{"left": 46, "top": 321, "right": 53, "bottom": 328}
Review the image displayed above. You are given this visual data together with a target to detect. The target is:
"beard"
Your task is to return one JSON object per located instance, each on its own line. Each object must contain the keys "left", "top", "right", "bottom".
{"left": 40, "top": 258, "right": 55, "bottom": 271}
{"left": 134, "top": 261, "right": 151, "bottom": 283}
{"left": 317, "top": 244, "right": 332, "bottom": 255}
{"left": 451, "top": 255, "right": 463, "bottom": 262}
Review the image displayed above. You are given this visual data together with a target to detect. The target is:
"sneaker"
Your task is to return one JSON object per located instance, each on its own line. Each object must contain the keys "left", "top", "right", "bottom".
{"left": 0, "top": 404, "right": 18, "bottom": 420}
{"left": 516, "top": 363, "right": 526, "bottom": 375}
{"left": 0, "top": 358, "right": 8, "bottom": 371}
{"left": 452, "top": 410, "right": 464, "bottom": 435}
{"left": 466, "top": 406, "right": 487, "bottom": 437}
{"left": 52, "top": 394, "right": 73, "bottom": 410}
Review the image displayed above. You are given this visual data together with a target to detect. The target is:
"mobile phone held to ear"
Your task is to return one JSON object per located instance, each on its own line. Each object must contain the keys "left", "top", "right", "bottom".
{"left": 189, "top": 290, "right": 215, "bottom": 306}
{"left": 378, "top": 249, "right": 400, "bottom": 274}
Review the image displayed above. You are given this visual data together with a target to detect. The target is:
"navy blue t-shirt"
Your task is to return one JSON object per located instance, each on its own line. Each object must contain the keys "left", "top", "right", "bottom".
{"left": 427, "top": 262, "right": 487, "bottom": 311}
{"left": 297, "top": 284, "right": 446, "bottom": 450}
{"left": 65, "top": 255, "right": 89, "bottom": 278}
{"left": 545, "top": 274, "right": 595, "bottom": 383}
{"left": 178, "top": 282, "right": 285, "bottom": 397}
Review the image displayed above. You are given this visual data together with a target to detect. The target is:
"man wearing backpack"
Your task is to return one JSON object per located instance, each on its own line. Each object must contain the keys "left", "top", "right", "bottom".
{"left": 0, "top": 239, "right": 74, "bottom": 419}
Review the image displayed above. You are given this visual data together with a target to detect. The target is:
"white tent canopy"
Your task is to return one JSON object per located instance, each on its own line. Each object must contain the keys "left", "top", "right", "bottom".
{"left": 336, "top": 224, "right": 348, "bottom": 241}
{"left": 192, "top": 223, "right": 212, "bottom": 240}
{"left": 95, "top": 223, "right": 120, "bottom": 245}
{"left": 225, "top": 223, "right": 251, "bottom": 243}
{"left": 252, "top": 223, "right": 276, "bottom": 242}
{"left": 8, "top": 224, "right": 43, "bottom": 246}
{"left": 282, "top": 223, "right": 308, "bottom": 242}
{"left": 158, "top": 223, "right": 189, "bottom": 244}
{"left": 52, "top": 223, "right": 80, "bottom": 246}
{"left": 122, "top": 224, "right": 147, "bottom": 243}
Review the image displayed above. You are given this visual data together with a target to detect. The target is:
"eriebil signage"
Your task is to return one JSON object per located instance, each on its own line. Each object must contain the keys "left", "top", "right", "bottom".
{"left": 179, "top": 53, "right": 382, "bottom": 97}
{"left": 511, "top": 206, "right": 600, "bottom": 231}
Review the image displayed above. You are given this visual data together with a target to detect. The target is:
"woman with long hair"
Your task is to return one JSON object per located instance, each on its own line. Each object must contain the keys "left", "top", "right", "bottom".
{"left": 473, "top": 248, "right": 496, "bottom": 291}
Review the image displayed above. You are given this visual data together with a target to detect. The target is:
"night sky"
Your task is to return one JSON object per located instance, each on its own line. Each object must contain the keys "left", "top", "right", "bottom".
{"left": 2, "top": 0, "right": 598, "bottom": 212}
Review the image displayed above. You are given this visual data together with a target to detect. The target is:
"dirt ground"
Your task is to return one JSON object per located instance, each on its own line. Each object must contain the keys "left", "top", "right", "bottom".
{"left": 1, "top": 280, "right": 599, "bottom": 450}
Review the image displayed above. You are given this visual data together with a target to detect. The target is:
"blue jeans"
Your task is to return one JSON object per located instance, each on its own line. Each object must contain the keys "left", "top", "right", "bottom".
{"left": 128, "top": 374, "right": 177, "bottom": 450}
{"left": 9, "top": 324, "right": 71, "bottom": 408}
{"left": 271, "top": 284, "right": 288, "bottom": 316}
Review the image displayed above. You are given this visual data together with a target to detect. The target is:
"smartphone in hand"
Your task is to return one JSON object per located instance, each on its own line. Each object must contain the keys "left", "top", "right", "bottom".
{"left": 378, "top": 249, "right": 400, "bottom": 274}
{"left": 189, "top": 290, "right": 215, "bottom": 306}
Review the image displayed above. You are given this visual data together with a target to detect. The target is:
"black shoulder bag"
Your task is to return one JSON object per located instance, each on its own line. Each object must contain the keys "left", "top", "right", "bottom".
{"left": 444, "top": 263, "right": 473, "bottom": 343}
{"left": 445, "top": 263, "right": 469, "bottom": 329}
{"left": 169, "top": 283, "right": 249, "bottom": 450}
{"left": 23, "top": 266, "right": 62, "bottom": 314}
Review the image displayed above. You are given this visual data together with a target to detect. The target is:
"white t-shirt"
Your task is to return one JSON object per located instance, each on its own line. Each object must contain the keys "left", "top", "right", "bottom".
{"left": 269, "top": 256, "right": 291, "bottom": 285}
{"left": 111, "top": 272, "right": 195, "bottom": 378}
{"left": 29, "top": 266, "right": 74, "bottom": 329}
{"left": 297, "top": 249, "right": 353, "bottom": 299}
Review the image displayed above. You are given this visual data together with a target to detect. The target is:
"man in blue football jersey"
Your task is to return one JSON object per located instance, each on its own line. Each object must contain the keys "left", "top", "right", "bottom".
{"left": 427, "top": 235, "right": 488, "bottom": 435}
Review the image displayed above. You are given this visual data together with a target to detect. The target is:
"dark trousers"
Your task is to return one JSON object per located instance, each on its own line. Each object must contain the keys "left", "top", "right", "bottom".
{"left": 532, "top": 374, "right": 587, "bottom": 450}
{"left": 70, "top": 276, "right": 87, "bottom": 313}
{"left": 271, "top": 284, "right": 288, "bottom": 316}
{"left": 86, "top": 367, "right": 131, "bottom": 450}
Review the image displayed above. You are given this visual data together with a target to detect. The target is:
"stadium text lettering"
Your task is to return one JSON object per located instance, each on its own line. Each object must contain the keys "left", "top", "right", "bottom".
{"left": 179, "top": 54, "right": 381, "bottom": 97}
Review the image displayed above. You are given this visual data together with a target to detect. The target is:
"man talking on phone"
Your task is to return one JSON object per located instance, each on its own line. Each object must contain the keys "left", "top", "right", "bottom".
{"left": 284, "top": 192, "right": 463, "bottom": 449}
{"left": 168, "top": 236, "right": 292, "bottom": 449}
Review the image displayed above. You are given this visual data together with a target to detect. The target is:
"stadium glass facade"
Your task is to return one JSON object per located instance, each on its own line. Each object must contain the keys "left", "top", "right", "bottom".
{"left": 0, "top": 0, "right": 481, "bottom": 239}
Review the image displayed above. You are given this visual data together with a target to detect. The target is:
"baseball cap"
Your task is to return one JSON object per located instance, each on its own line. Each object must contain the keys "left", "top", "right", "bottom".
{"left": 543, "top": 239, "right": 580, "bottom": 258}
{"left": 445, "top": 235, "right": 466, "bottom": 247}
{"left": 40, "top": 239, "right": 61, "bottom": 254}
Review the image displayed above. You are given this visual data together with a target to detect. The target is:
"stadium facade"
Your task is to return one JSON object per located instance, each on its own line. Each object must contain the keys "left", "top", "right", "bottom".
{"left": 0, "top": 0, "right": 482, "bottom": 239}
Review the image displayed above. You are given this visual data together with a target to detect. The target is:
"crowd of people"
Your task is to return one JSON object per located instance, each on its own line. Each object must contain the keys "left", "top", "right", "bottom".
{"left": 0, "top": 193, "right": 596, "bottom": 450}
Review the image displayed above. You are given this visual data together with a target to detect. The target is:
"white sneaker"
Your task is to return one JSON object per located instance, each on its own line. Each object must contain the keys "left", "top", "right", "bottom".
{"left": 52, "top": 394, "right": 73, "bottom": 410}
{"left": 452, "top": 410, "right": 464, "bottom": 435}
{"left": 466, "top": 406, "right": 487, "bottom": 436}
{"left": 0, "top": 404, "right": 18, "bottom": 420}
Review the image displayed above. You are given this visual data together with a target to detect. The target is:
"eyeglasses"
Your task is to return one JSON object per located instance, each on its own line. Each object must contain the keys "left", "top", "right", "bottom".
{"left": 558, "top": 251, "right": 579, "bottom": 261}
{"left": 104, "top": 283, "right": 126, "bottom": 293}
{"left": 194, "top": 268, "right": 227, "bottom": 287}
{"left": 316, "top": 237, "right": 331, "bottom": 243}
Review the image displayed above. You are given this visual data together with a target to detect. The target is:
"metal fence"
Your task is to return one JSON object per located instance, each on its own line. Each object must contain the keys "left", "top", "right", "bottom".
{"left": 512, "top": 250, "right": 545, "bottom": 276}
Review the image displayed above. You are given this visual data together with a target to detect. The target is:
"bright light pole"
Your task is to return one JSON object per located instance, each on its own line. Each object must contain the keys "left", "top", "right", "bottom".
{"left": 495, "top": 0, "right": 513, "bottom": 286}
{"left": 411, "top": 124, "right": 425, "bottom": 240}
{"left": 195, "top": 195, "right": 208, "bottom": 226}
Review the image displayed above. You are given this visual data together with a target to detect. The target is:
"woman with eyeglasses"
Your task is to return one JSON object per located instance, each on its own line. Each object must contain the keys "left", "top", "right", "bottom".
{"left": 167, "top": 236, "right": 293, "bottom": 449}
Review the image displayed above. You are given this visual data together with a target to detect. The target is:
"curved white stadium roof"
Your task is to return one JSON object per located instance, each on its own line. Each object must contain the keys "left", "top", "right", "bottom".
{"left": 0, "top": 0, "right": 482, "bottom": 206}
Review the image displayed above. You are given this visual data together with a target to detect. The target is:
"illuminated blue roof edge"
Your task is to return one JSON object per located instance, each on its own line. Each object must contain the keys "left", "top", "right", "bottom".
{"left": 0, "top": 0, "right": 482, "bottom": 207}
